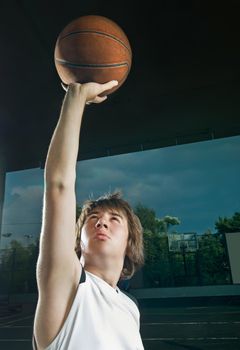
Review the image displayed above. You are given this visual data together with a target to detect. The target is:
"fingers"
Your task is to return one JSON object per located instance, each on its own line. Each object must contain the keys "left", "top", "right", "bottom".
{"left": 61, "top": 80, "right": 117, "bottom": 93}
{"left": 86, "top": 96, "right": 107, "bottom": 105}
{"left": 86, "top": 80, "right": 118, "bottom": 104}
{"left": 102, "top": 80, "right": 119, "bottom": 91}
{"left": 95, "top": 96, "right": 108, "bottom": 104}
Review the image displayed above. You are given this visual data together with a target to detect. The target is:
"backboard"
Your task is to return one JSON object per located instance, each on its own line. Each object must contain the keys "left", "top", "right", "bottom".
{"left": 168, "top": 232, "right": 199, "bottom": 253}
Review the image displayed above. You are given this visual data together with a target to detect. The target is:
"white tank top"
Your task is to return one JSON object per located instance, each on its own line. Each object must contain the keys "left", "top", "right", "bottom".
{"left": 33, "top": 267, "right": 144, "bottom": 350}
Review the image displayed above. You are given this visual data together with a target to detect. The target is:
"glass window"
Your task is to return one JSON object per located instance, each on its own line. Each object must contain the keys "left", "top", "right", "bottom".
{"left": 1, "top": 135, "right": 239, "bottom": 292}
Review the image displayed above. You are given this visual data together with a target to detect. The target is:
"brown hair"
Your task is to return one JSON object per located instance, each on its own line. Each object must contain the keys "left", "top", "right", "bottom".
{"left": 75, "top": 191, "right": 144, "bottom": 280}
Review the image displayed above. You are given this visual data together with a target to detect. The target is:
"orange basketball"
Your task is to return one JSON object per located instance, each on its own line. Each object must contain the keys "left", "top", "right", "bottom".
{"left": 54, "top": 15, "right": 132, "bottom": 95}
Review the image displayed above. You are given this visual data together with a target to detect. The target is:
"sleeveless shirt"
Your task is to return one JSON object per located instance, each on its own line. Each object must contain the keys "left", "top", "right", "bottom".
{"left": 32, "top": 267, "right": 144, "bottom": 349}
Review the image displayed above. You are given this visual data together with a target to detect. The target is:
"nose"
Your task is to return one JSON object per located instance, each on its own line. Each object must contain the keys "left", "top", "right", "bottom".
{"left": 95, "top": 218, "right": 108, "bottom": 229}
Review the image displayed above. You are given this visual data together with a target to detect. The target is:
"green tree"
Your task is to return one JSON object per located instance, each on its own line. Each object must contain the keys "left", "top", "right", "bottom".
{"left": 198, "top": 230, "right": 230, "bottom": 285}
{"left": 134, "top": 204, "right": 180, "bottom": 287}
{"left": 157, "top": 215, "right": 181, "bottom": 234}
{"left": 215, "top": 212, "right": 240, "bottom": 234}
{"left": 142, "top": 229, "right": 172, "bottom": 287}
{"left": 0, "top": 239, "right": 39, "bottom": 294}
{"left": 134, "top": 203, "right": 161, "bottom": 233}
{"left": 134, "top": 203, "right": 180, "bottom": 234}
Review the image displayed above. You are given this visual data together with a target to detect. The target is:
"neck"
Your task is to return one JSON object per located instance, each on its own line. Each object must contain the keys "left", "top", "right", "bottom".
{"left": 81, "top": 256, "right": 124, "bottom": 289}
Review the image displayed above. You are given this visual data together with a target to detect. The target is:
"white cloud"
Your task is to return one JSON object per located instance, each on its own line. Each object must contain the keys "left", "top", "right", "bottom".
{"left": 1, "top": 135, "right": 239, "bottom": 245}
{"left": 3, "top": 185, "right": 43, "bottom": 224}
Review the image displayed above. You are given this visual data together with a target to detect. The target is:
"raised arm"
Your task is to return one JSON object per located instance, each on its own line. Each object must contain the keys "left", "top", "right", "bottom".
{"left": 45, "top": 81, "right": 118, "bottom": 188}
{"left": 33, "top": 80, "right": 118, "bottom": 350}
{"left": 38, "top": 80, "right": 118, "bottom": 270}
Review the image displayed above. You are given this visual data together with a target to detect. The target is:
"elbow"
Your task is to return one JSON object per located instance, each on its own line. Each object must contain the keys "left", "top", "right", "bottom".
{"left": 44, "top": 169, "right": 76, "bottom": 189}
{"left": 44, "top": 177, "right": 75, "bottom": 191}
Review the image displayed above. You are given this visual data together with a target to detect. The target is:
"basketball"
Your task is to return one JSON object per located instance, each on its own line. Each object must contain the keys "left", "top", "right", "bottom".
{"left": 54, "top": 15, "right": 132, "bottom": 95}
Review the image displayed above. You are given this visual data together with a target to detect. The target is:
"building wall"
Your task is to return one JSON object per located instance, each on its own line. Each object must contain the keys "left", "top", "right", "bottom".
{"left": 225, "top": 232, "right": 240, "bottom": 284}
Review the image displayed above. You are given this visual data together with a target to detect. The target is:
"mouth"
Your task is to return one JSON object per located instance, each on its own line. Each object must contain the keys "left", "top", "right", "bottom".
{"left": 94, "top": 231, "right": 110, "bottom": 240}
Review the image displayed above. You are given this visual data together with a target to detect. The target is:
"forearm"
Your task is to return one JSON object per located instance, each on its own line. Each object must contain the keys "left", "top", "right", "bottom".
{"left": 44, "top": 79, "right": 117, "bottom": 188}
{"left": 44, "top": 85, "right": 87, "bottom": 188}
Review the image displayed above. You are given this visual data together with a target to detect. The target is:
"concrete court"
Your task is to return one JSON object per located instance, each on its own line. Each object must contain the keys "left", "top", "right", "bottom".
{"left": 0, "top": 303, "right": 240, "bottom": 350}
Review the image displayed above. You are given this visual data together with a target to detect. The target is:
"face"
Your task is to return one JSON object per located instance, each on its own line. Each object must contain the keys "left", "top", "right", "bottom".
{"left": 80, "top": 207, "right": 129, "bottom": 261}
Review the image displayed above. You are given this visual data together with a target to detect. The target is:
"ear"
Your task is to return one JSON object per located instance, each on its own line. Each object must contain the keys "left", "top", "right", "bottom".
{"left": 125, "top": 236, "right": 132, "bottom": 255}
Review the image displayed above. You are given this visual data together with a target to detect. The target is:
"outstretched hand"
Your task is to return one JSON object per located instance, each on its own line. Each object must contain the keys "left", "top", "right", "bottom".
{"left": 61, "top": 80, "right": 119, "bottom": 105}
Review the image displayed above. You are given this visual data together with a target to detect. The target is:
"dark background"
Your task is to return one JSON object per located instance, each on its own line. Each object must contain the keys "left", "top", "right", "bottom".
{"left": 1, "top": 0, "right": 240, "bottom": 172}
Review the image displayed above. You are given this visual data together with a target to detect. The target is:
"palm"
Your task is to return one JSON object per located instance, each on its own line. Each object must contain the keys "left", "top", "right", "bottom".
{"left": 82, "top": 80, "right": 118, "bottom": 104}
{"left": 83, "top": 82, "right": 106, "bottom": 101}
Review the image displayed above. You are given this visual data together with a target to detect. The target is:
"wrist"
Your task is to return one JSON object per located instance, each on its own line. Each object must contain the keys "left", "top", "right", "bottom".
{"left": 66, "top": 83, "right": 87, "bottom": 104}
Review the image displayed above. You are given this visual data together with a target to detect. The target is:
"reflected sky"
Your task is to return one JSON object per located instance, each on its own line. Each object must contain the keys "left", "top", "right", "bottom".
{"left": 1, "top": 135, "right": 240, "bottom": 248}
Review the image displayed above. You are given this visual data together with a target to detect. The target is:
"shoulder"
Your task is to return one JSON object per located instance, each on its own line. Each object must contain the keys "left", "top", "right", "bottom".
{"left": 120, "top": 290, "right": 139, "bottom": 309}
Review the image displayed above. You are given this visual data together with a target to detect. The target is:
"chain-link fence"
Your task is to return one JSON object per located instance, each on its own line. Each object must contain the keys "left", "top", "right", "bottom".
{"left": 142, "top": 232, "right": 232, "bottom": 288}
{"left": 0, "top": 242, "right": 39, "bottom": 299}
{"left": 0, "top": 232, "right": 233, "bottom": 297}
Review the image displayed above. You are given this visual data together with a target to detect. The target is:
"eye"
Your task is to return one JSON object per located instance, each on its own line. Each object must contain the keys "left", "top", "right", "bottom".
{"left": 112, "top": 217, "right": 120, "bottom": 222}
{"left": 89, "top": 215, "right": 98, "bottom": 220}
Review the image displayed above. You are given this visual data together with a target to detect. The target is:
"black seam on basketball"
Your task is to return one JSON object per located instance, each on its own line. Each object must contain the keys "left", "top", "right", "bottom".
{"left": 55, "top": 59, "right": 130, "bottom": 69}
{"left": 59, "top": 30, "right": 131, "bottom": 55}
